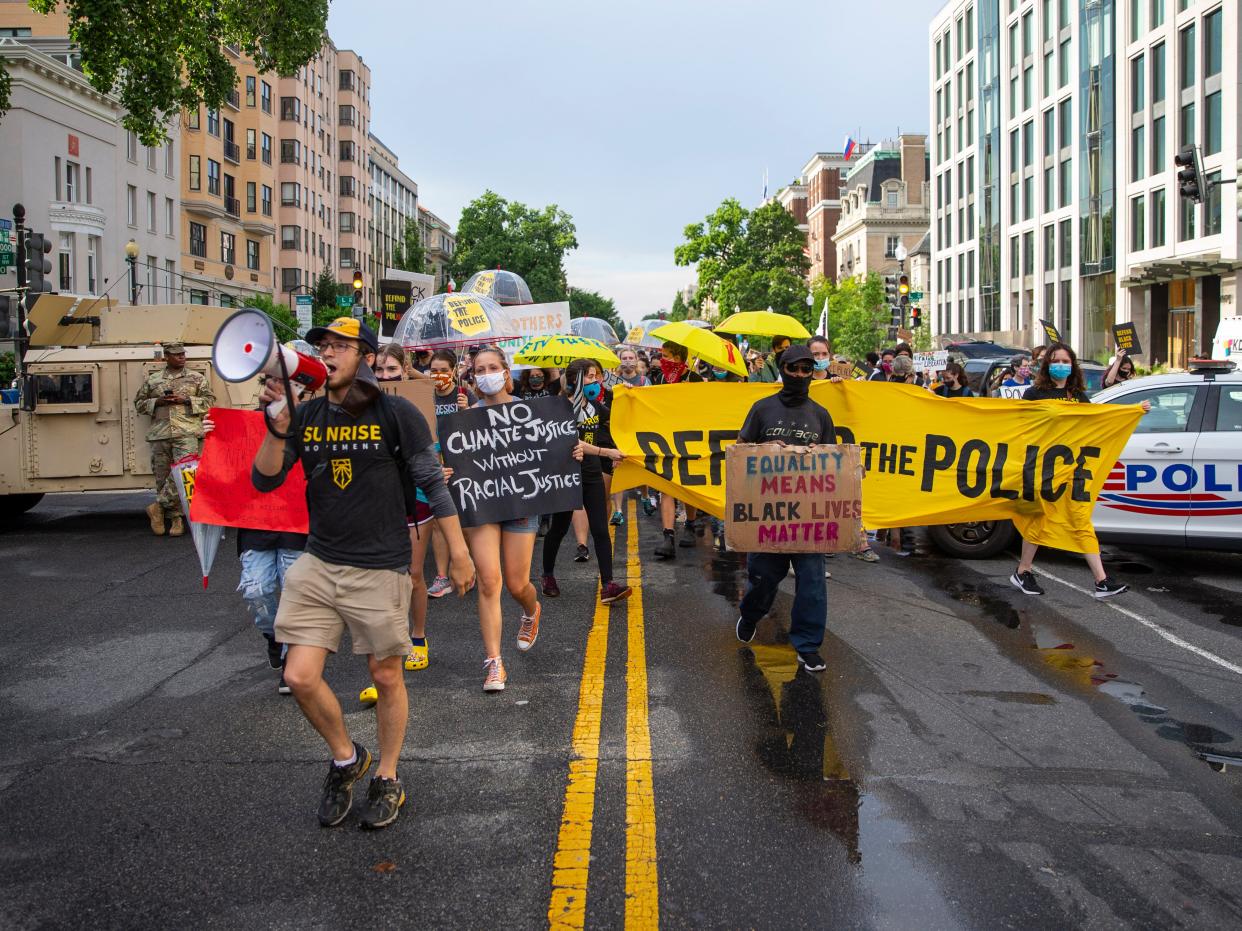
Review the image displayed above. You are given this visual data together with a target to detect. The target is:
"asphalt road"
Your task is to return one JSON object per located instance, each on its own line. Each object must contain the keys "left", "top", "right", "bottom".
{"left": 1, "top": 492, "right": 1241, "bottom": 930}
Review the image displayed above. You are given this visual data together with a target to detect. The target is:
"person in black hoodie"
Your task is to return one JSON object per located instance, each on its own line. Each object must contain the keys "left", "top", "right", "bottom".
{"left": 733, "top": 345, "right": 835, "bottom": 672}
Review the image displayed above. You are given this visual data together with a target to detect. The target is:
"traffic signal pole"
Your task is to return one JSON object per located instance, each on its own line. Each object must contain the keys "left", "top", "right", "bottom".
{"left": 12, "top": 203, "right": 28, "bottom": 382}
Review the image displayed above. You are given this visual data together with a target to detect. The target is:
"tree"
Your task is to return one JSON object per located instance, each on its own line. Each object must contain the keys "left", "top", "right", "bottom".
{"left": 568, "top": 288, "right": 626, "bottom": 336}
{"left": 809, "top": 273, "right": 888, "bottom": 362}
{"left": 391, "top": 222, "right": 427, "bottom": 274}
{"left": 668, "top": 291, "right": 689, "bottom": 322}
{"left": 449, "top": 190, "right": 579, "bottom": 303}
{"left": 1, "top": 1, "right": 328, "bottom": 144}
{"left": 248, "top": 293, "right": 300, "bottom": 340}
{"left": 311, "top": 266, "right": 340, "bottom": 318}
{"left": 674, "top": 199, "right": 810, "bottom": 320}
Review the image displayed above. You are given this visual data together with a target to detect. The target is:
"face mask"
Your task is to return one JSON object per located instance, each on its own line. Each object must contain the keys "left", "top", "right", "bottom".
{"left": 660, "top": 358, "right": 687, "bottom": 382}
{"left": 713, "top": 369, "right": 728, "bottom": 380}
{"left": 1048, "top": 362, "right": 1072, "bottom": 381}
{"left": 620, "top": 359, "right": 635, "bottom": 372}
{"left": 431, "top": 371, "right": 454, "bottom": 392}
{"left": 583, "top": 382, "right": 602, "bottom": 402}
{"left": 528, "top": 375, "right": 545, "bottom": 388}
{"left": 774, "top": 347, "right": 787, "bottom": 364}
{"left": 778, "top": 368, "right": 811, "bottom": 405}
{"left": 813, "top": 358, "right": 830, "bottom": 372}
{"left": 475, "top": 371, "right": 507, "bottom": 396}
{"left": 881, "top": 361, "right": 893, "bottom": 373}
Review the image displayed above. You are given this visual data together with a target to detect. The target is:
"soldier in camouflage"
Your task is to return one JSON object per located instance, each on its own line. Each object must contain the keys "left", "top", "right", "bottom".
{"left": 133, "top": 341, "right": 215, "bottom": 536}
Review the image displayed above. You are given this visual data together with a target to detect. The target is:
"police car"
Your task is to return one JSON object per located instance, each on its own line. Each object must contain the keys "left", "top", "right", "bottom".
{"left": 926, "top": 359, "right": 1241, "bottom": 556}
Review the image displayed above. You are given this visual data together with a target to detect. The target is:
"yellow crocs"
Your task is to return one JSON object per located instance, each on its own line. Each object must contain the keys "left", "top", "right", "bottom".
{"left": 358, "top": 685, "right": 378, "bottom": 705}
{"left": 404, "top": 639, "right": 429, "bottom": 671}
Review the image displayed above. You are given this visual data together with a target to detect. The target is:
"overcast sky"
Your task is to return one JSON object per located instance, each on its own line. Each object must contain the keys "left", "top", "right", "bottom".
{"left": 328, "top": 0, "right": 937, "bottom": 327}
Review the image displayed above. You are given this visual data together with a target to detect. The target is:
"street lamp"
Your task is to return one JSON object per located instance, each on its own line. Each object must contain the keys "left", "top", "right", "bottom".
{"left": 447, "top": 277, "right": 457, "bottom": 294}
{"left": 124, "top": 239, "right": 139, "bottom": 305}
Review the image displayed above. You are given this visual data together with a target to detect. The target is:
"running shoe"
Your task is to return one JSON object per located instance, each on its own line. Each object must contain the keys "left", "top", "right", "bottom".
{"left": 317, "top": 741, "right": 371, "bottom": 827}
{"left": 404, "top": 639, "right": 429, "bottom": 671}
{"left": 1010, "top": 570, "right": 1044, "bottom": 596}
{"left": 600, "top": 581, "right": 632, "bottom": 604}
{"left": 1094, "top": 577, "right": 1128, "bottom": 599}
{"left": 610, "top": 510, "right": 624, "bottom": 526}
{"left": 277, "top": 674, "right": 292, "bottom": 696}
{"left": 654, "top": 532, "right": 675, "bottom": 560}
{"left": 358, "top": 685, "right": 378, "bottom": 704}
{"left": 797, "top": 652, "right": 827, "bottom": 672}
{"left": 427, "top": 575, "right": 451, "bottom": 599}
{"left": 517, "top": 603, "right": 542, "bottom": 651}
{"left": 541, "top": 574, "right": 561, "bottom": 597}
{"left": 358, "top": 776, "right": 405, "bottom": 830}
{"left": 642, "top": 496, "right": 657, "bottom": 516}
{"left": 574, "top": 544, "right": 590, "bottom": 562}
{"left": 483, "top": 657, "right": 507, "bottom": 692}
{"left": 736, "top": 615, "right": 758, "bottom": 644}
{"left": 264, "top": 635, "right": 283, "bottom": 670}
{"left": 852, "top": 548, "right": 880, "bottom": 563}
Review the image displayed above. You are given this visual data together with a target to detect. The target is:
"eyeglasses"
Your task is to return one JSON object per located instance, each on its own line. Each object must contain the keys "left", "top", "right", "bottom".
{"left": 783, "top": 362, "right": 814, "bottom": 375}
{"left": 314, "top": 340, "right": 359, "bottom": 355}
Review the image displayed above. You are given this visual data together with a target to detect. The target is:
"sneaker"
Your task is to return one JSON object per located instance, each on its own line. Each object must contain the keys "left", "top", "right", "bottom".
{"left": 317, "top": 741, "right": 372, "bottom": 827}
{"left": 824, "top": 568, "right": 832, "bottom": 579}
{"left": 852, "top": 548, "right": 880, "bottom": 563}
{"left": 1094, "top": 577, "right": 1129, "bottom": 599}
{"left": 264, "top": 635, "right": 283, "bottom": 670}
{"left": 427, "top": 575, "right": 452, "bottom": 599}
{"left": 736, "top": 615, "right": 758, "bottom": 643}
{"left": 679, "top": 523, "right": 697, "bottom": 548}
{"left": 483, "top": 656, "right": 507, "bottom": 692}
{"left": 797, "top": 652, "right": 827, "bottom": 672}
{"left": 277, "top": 674, "right": 292, "bottom": 695}
{"left": 609, "top": 510, "right": 624, "bottom": 526}
{"left": 642, "top": 496, "right": 657, "bottom": 516}
{"left": 654, "top": 532, "right": 675, "bottom": 560}
{"left": 358, "top": 776, "right": 406, "bottom": 830}
{"left": 404, "top": 639, "right": 429, "bottom": 671}
{"left": 574, "top": 544, "right": 590, "bottom": 562}
{"left": 1010, "top": 570, "right": 1044, "bottom": 596}
{"left": 359, "top": 685, "right": 378, "bottom": 704}
{"left": 541, "top": 574, "right": 561, "bottom": 597}
{"left": 891, "top": 549, "right": 913, "bottom": 558}
{"left": 600, "top": 581, "right": 632, "bottom": 604}
{"left": 517, "top": 603, "right": 541, "bottom": 651}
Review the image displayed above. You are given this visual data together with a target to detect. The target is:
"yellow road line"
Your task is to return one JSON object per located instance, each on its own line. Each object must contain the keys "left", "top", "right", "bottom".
{"left": 548, "top": 528, "right": 615, "bottom": 930}
{"left": 625, "top": 498, "right": 659, "bottom": 928}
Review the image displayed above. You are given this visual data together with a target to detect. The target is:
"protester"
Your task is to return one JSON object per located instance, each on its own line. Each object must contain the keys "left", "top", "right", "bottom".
{"left": 252, "top": 317, "right": 474, "bottom": 830}
{"left": 648, "top": 341, "right": 704, "bottom": 558}
{"left": 746, "top": 351, "right": 765, "bottom": 377}
{"left": 463, "top": 347, "right": 544, "bottom": 692}
{"left": 1031, "top": 345, "right": 1047, "bottom": 367}
{"left": 888, "top": 354, "right": 916, "bottom": 384}
{"left": 410, "top": 348, "right": 433, "bottom": 374}
{"left": 1102, "top": 350, "right": 1137, "bottom": 389}
{"left": 541, "top": 359, "right": 632, "bottom": 605}
{"left": 134, "top": 341, "right": 215, "bottom": 536}
{"left": 809, "top": 336, "right": 832, "bottom": 380}
{"left": 1002, "top": 356, "right": 1033, "bottom": 389}
{"left": 868, "top": 348, "right": 895, "bottom": 382}
{"left": 1010, "top": 342, "right": 1148, "bottom": 600}
{"left": 864, "top": 351, "right": 881, "bottom": 378}
{"left": 372, "top": 344, "right": 407, "bottom": 381}
{"left": 515, "top": 366, "right": 561, "bottom": 400}
{"left": 426, "top": 350, "right": 471, "bottom": 599}
{"left": 733, "top": 345, "right": 834, "bottom": 671}
{"left": 751, "top": 336, "right": 791, "bottom": 383}
{"left": 616, "top": 348, "right": 650, "bottom": 387}
{"left": 933, "top": 361, "right": 975, "bottom": 397}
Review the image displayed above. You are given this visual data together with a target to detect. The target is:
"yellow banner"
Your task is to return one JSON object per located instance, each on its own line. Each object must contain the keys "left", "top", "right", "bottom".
{"left": 609, "top": 382, "right": 1144, "bottom": 553}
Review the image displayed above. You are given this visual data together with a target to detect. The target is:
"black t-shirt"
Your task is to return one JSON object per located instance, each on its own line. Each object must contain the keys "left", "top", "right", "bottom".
{"left": 934, "top": 384, "right": 975, "bottom": 398}
{"left": 576, "top": 400, "right": 615, "bottom": 482}
{"left": 252, "top": 395, "right": 449, "bottom": 570}
{"left": 1022, "top": 385, "right": 1090, "bottom": 403}
{"left": 738, "top": 394, "right": 836, "bottom": 446}
{"left": 236, "top": 527, "right": 308, "bottom": 556}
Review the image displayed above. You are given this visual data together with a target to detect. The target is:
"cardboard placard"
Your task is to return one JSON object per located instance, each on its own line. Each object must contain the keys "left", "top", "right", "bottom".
{"left": 913, "top": 350, "right": 949, "bottom": 374}
{"left": 897, "top": 328, "right": 914, "bottom": 342}
{"left": 438, "top": 395, "right": 582, "bottom": 528}
{"left": 1112, "top": 322, "right": 1143, "bottom": 356}
{"left": 829, "top": 360, "right": 853, "bottom": 379}
{"left": 376, "top": 377, "right": 438, "bottom": 441}
{"left": 725, "top": 443, "right": 863, "bottom": 553}
{"left": 1039, "top": 318, "right": 1063, "bottom": 344}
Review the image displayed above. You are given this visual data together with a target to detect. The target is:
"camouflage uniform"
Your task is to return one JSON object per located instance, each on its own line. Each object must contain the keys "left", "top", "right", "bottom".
{"left": 133, "top": 354, "right": 215, "bottom": 516}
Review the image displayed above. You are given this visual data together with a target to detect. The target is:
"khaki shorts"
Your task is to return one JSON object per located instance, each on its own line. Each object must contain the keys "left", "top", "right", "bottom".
{"left": 275, "top": 552, "right": 412, "bottom": 659}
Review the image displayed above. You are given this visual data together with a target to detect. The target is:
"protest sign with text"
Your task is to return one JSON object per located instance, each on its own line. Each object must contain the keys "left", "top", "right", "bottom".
{"left": 913, "top": 350, "right": 949, "bottom": 374}
{"left": 725, "top": 444, "right": 863, "bottom": 553}
{"left": 439, "top": 395, "right": 582, "bottom": 528}
{"left": 1112, "top": 321, "right": 1143, "bottom": 356}
{"left": 497, "top": 301, "right": 571, "bottom": 364}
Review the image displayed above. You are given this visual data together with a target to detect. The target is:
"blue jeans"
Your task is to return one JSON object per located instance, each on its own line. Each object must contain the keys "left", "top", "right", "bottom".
{"left": 738, "top": 552, "right": 828, "bottom": 655}
{"left": 238, "top": 548, "right": 302, "bottom": 638}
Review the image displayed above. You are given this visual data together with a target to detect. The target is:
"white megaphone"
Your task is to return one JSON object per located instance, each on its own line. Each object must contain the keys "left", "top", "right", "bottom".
{"left": 212, "top": 308, "right": 328, "bottom": 419}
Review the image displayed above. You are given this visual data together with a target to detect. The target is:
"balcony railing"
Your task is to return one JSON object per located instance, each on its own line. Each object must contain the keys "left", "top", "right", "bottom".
{"left": 225, "top": 197, "right": 240, "bottom": 217}
{"left": 224, "top": 140, "right": 240, "bottom": 163}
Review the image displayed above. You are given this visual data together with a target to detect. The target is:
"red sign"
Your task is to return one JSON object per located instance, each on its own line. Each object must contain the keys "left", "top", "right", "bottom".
{"left": 68, "top": 134, "right": 79, "bottom": 156}
{"left": 189, "top": 408, "right": 309, "bottom": 533}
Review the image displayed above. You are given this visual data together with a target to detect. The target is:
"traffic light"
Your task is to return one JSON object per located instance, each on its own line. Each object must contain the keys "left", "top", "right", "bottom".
{"left": 898, "top": 274, "right": 910, "bottom": 296}
{"left": 1174, "top": 145, "right": 1202, "bottom": 202}
{"left": 883, "top": 275, "right": 899, "bottom": 303}
{"left": 24, "top": 231, "right": 53, "bottom": 311}
{"left": 911, "top": 305, "right": 923, "bottom": 329}
{"left": 351, "top": 269, "right": 363, "bottom": 304}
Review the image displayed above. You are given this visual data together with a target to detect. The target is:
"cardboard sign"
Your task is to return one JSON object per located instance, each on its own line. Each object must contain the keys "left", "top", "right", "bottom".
{"left": 497, "top": 301, "right": 572, "bottom": 365}
{"left": 913, "top": 350, "right": 949, "bottom": 374}
{"left": 1039, "top": 318, "right": 1064, "bottom": 344}
{"left": 438, "top": 395, "right": 582, "bottom": 528}
{"left": 997, "top": 384, "right": 1029, "bottom": 400}
{"left": 1113, "top": 321, "right": 1143, "bottom": 356}
{"left": 829, "top": 360, "right": 853, "bottom": 379}
{"left": 378, "top": 279, "right": 414, "bottom": 338}
{"left": 724, "top": 443, "right": 864, "bottom": 553}
{"left": 851, "top": 364, "right": 868, "bottom": 381}
{"left": 376, "top": 377, "right": 438, "bottom": 441}
{"left": 897, "top": 328, "right": 914, "bottom": 342}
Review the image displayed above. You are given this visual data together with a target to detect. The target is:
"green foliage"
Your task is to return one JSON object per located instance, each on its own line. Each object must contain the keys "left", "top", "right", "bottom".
{"left": 668, "top": 291, "right": 689, "bottom": 322}
{"left": 674, "top": 199, "right": 810, "bottom": 321}
{"left": 391, "top": 223, "right": 427, "bottom": 274}
{"left": 449, "top": 190, "right": 579, "bottom": 304}
{"left": 311, "top": 266, "right": 340, "bottom": 317}
{"left": 809, "top": 274, "right": 888, "bottom": 362}
{"left": 0, "top": 351, "right": 15, "bottom": 387}
{"left": 0, "top": 66, "right": 10, "bottom": 125}
{"left": 568, "top": 288, "right": 626, "bottom": 336}
{"left": 247, "top": 293, "right": 301, "bottom": 340}
{"left": 4, "top": 1, "right": 327, "bottom": 144}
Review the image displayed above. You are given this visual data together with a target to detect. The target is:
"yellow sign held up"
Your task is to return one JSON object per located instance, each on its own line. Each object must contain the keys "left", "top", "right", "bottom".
{"left": 445, "top": 295, "right": 491, "bottom": 336}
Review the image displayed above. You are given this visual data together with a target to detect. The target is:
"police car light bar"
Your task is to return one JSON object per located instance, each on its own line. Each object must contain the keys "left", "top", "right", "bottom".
{"left": 1187, "top": 357, "right": 1236, "bottom": 380}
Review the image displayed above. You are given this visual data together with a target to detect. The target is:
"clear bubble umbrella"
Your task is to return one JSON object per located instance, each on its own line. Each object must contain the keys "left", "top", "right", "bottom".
{"left": 393, "top": 292, "right": 521, "bottom": 351}
{"left": 570, "top": 316, "right": 620, "bottom": 346}
{"left": 461, "top": 269, "right": 534, "bottom": 306}
{"left": 171, "top": 454, "right": 225, "bottom": 589}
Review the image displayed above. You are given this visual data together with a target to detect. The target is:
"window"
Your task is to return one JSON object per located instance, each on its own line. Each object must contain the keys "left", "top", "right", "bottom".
{"left": 340, "top": 176, "right": 355, "bottom": 197}
{"left": 246, "top": 239, "right": 260, "bottom": 271}
{"left": 57, "top": 232, "right": 73, "bottom": 291}
{"left": 339, "top": 140, "right": 355, "bottom": 162}
{"left": 126, "top": 185, "right": 137, "bottom": 225}
{"left": 65, "top": 161, "right": 79, "bottom": 202}
{"left": 1213, "top": 387, "right": 1242, "bottom": 432}
{"left": 246, "top": 128, "right": 256, "bottom": 159}
{"left": 1059, "top": 157, "right": 1071, "bottom": 207}
{"left": 246, "top": 181, "right": 256, "bottom": 213}
{"left": 1022, "top": 11, "right": 1032, "bottom": 57}
{"left": 1131, "top": 54, "right": 1144, "bottom": 113}
{"left": 146, "top": 190, "right": 156, "bottom": 232}
{"left": 206, "top": 108, "right": 219, "bottom": 136}
{"left": 1131, "top": 195, "right": 1146, "bottom": 250}
{"left": 245, "top": 75, "right": 256, "bottom": 107}
{"left": 886, "top": 190, "right": 898, "bottom": 208}
{"left": 261, "top": 133, "right": 272, "bottom": 165}
{"left": 220, "top": 231, "right": 235, "bottom": 265}
{"left": 1009, "top": 22, "right": 1017, "bottom": 63}
{"left": 281, "top": 268, "right": 302, "bottom": 292}
{"left": 280, "top": 97, "right": 300, "bottom": 121}
{"left": 1022, "top": 66, "right": 1032, "bottom": 110}
{"left": 1058, "top": 39, "right": 1070, "bottom": 87}
{"left": 87, "top": 236, "right": 98, "bottom": 294}
{"left": 339, "top": 211, "right": 355, "bottom": 232}
{"left": 1204, "top": 7, "right": 1221, "bottom": 78}
{"left": 1205, "top": 170, "right": 1221, "bottom": 236}
{"left": 1043, "top": 51, "right": 1054, "bottom": 96}
{"left": 1022, "top": 120, "right": 1033, "bottom": 166}
{"left": 1151, "top": 115, "right": 1166, "bottom": 173}
{"left": 188, "top": 155, "right": 200, "bottom": 191}
{"left": 1023, "top": 176, "right": 1033, "bottom": 219}
{"left": 340, "top": 247, "right": 355, "bottom": 268}
{"left": 281, "top": 182, "right": 301, "bottom": 206}
{"left": 1151, "top": 187, "right": 1167, "bottom": 247}
{"left": 1023, "top": 230, "right": 1034, "bottom": 276}
{"left": 189, "top": 221, "right": 206, "bottom": 258}
{"left": 165, "top": 197, "right": 174, "bottom": 234}
{"left": 207, "top": 159, "right": 220, "bottom": 196}
{"left": 339, "top": 104, "right": 356, "bottom": 126}
{"left": 1151, "top": 42, "right": 1166, "bottom": 107}
{"left": 1043, "top": 225, "right": 1055, "bottom": 271}
{"left": 965, "top": 6, "right": 973, "bottom": 50}
{"left": 1044, "top": 166, "right": 1054, "bottom": 211}
{"left": 165, "top": 144, "right": 174, "bottom": 177}
{"left": 1180, "top": 102, "right": 1195, "bottom": 148}
{"left": 281, "top": 139, "right": 300, "bottom": 164}
{"left": 189, "top": 289, "right": 208, "bottom": 305}
{"left": 1043, "top": 108, "right": 1055, "bottom": 157}
{"left": 126, "top": 131, "right": 137, "bottom": 162}
{"left": 1058, "top": 99, "right": 1072, "bottom": 149}
{"left": 164, "top": 259, "right": 175, "bottom": 301}
{"left": 1108, "top": 386, "right": 1200, "bottom": 433}
{"left": 340, "top": 69, "right": 355, "bottom": 91}
{"left": 1150, "top": 0, "right": 1164, "bottom": 29}
{"left": 1131, "top": 125, "right": 1145, "bottom": 181}
{"left": 281, "top": 225, "right": 299, "bottom": 249}
{"left": 146, "top": 146, "right": 156, "bottom": 170}
{"left": 261, "top": 185, "right": 272, "bottom": 216}
{"left": 1059, "top": 218, "right": 1072, "bottom": 267}
{"left": 186, "top": 108, "right": 200, "bottom": 130}
{"left": 1010, "top": 236, "right": 1019, "bottom": 280}
{"left": 1178, "top": 24, "right": 1195, "bottom": 89}
{"left": 1129, "top": 0, "right": 1143, "bottom": 41}
{"left": 884, "top": 235, "right": 899, "bottom": 257}
{"left": 1204, "top": 91, "right": 1221, "bottom": 156}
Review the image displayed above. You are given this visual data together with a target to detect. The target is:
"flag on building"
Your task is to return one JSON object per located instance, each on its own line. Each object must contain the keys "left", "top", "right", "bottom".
{"left": 842, "top": 136, "right": 857, "bottom": 160}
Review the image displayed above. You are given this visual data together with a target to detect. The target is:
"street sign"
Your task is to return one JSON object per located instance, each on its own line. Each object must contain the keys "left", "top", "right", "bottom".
{"left": 909, "top": 290, "right": 924, "bottom": 301}
{"left": 335, "top": 294, "right": 353, "bottom": 308}
{"left": 295, "top": 294, "right": 314, "bottom": 336}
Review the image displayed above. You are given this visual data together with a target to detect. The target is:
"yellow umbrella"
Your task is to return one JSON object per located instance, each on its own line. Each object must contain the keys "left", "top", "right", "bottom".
{"left": 650, "top": 321, "right": 747, "bottom": 377}
{"left": 513, "top": 334, "right": 620, "bottom": 369}
{"left": 714, "top": 309, "right": 810, "bottom": 340}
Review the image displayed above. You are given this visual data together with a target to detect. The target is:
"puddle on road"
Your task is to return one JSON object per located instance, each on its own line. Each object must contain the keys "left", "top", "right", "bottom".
{"left": 1101, "top": 555, "right": 1237, "bottom": 626}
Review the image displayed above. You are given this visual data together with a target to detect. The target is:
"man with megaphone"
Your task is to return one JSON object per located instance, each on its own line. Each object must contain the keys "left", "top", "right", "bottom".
{"left": 251, "top": 316, "right": 476, "bottom": 831}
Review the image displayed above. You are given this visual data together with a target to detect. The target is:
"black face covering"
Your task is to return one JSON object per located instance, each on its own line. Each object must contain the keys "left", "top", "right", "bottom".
{"left": 778, "top": 369, "right": 811, "bottom": 407}
{"left": 774, "top": 347, "right": 787, "bottom": 366}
